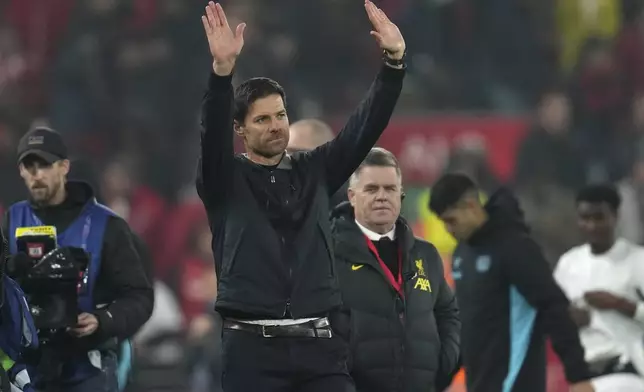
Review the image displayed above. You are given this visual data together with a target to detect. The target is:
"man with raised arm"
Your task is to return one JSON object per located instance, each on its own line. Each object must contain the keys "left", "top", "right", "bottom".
{"left": 196, "top": 1, "right": 406, "bottom": 391}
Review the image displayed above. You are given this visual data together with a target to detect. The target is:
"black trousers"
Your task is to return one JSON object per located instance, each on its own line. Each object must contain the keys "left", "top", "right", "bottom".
{"left": 221, "top": 325, "right": 355, "bottom": 392}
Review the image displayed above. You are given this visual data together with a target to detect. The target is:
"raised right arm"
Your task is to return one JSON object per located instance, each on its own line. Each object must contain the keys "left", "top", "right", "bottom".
{"left": 196, "top": 73, "right": 235, "bottom": 207}
{"left": 196, "top": 2, "right": 246, "bottom": 208}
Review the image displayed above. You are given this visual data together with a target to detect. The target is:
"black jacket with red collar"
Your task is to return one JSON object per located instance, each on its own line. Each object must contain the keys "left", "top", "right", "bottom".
{"left": 330, "top": 202, "right": 460, "bottom": 392}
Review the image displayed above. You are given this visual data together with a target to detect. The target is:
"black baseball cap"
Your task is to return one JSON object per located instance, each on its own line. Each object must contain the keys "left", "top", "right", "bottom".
{"left": 17, "top": 127, "right": 68, "bottom": 164}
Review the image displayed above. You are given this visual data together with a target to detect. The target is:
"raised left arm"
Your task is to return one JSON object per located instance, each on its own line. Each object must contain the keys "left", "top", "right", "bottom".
{"left": 312, "top": 1, "right": 407, "bottom": 195}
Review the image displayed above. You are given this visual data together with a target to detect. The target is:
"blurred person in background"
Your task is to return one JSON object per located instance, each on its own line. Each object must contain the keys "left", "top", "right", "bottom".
{"left": 616, "top": 6, "right": 644, "bottom": 100}
{"left": 177, "top": 219, "right": 216, "bottom": 323}
{"left": 556, "top": 0, "right": 620, "bottom": 74}
{"left": 126, "top": 280, "right": 186, "bottom": 392}
{"left": 4, "top": 128, "right": 153, "bottom": 391}
{"left": 514, "top": 88, "right": 586, "bottom": 190}
{"left": 99, "top": 155, "right": 166, "bottom": 264}
{"left": 286, "top": 119, "right": 334, "bottom": 153}
{"left": 0, "top": 116, "right": 29, "bottom": 207}
{"left": 287, "top": 119, "right": 348, "bottom": 207}
{"left": 175, "top": 215, "right": 222, "bottom": 390}
{"left": 429, "top": 173, "right": 594, "bottom": 392}
{"left": 48, "top": 0, "right": 128, "bottom": 142}
{"left": 330, "top": 148, "right": 460, "bottom": 392}
{"left": 197, "top": 1, "right": 406, "bottom": 390}
{"left": 616, "top": 154, "right": 644, "bottom": 244}
{"left": 413, "top": 141, "right": 494, "bottom": 285}
{"left": 569, "top": 38, "right": 625, "bottom": 182}
{"left": 513, "top": 89, "right": 587, "bottom": 265}
{"left": 0, "top": 23, "right": 27, "bottom": 111}
{"left": 555, "top": 185, "right": 644, "bottom": 391}
{"left": 125, "top": 225, "right": 186, "bottom": 392}
{"left": 443, "top": 137, "right": 499, "bottom": 193}
{"left": 155, "top": 200, "right": 205, "bottom": 282}
{"left": 617, "top": 100, "right": 644, "bottom": 245}
{"left": 186, "top": 311, "right": 223, "bottom": 392}
{"left": 514, "top": 177, "right": 580, "bottom": 266}
{"left": 625, "top": 95, "right": 644, "bottom": 165}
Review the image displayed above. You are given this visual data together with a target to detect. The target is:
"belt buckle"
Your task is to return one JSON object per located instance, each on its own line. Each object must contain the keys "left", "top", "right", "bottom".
{"left": 316, "top": 328, "right": 333, "bottom": 339}
{"left": 261, "top": 325, "right": 275, "bottom": 338}
{"left": 313, "top": 317, "right": 330, "bottom": 329}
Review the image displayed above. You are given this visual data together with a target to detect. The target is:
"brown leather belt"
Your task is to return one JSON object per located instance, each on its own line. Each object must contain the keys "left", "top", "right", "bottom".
{"left": 223, "top": 317, "right": 333, "bottom": 338}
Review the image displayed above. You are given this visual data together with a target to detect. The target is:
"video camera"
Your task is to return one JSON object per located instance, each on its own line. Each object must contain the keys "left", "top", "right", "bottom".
{"left": 7, "top": 226, "right": 89, "bottom": 338}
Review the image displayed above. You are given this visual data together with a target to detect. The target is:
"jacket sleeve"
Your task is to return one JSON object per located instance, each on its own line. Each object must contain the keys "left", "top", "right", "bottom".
{"left": 311, "top": 64, "right": 405, "bottom": 195}
{"left": 428, "top": 245, "right": 461, "bottom": 390}
{"left": 196, "top": 72, "right": 236, "bottom": 209}
{"left": 91, "top": 217, "right": 154, "bottom": 342}
{"left": 500, "top": 234, "right": 591, "bottom": 383}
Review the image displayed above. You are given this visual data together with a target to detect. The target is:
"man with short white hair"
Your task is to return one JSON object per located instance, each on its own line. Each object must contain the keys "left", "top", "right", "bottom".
{"left": 331, "top": 147, "right": 460, "bottom": 392}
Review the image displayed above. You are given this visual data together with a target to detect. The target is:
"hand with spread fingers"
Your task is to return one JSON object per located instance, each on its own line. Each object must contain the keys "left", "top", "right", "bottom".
{"left": 364, "top": 0, "right": 405, "bottom": 60}
{"left": 201, "top": 1, "right": 246, "bottom": 76}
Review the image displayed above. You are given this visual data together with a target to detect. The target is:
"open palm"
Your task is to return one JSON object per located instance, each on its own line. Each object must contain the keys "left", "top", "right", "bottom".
{"left": 364, "top": 0, "right": 405, "bottom": 58}
{"left": 201, "top": 2, "right": 246, "bottom": 66}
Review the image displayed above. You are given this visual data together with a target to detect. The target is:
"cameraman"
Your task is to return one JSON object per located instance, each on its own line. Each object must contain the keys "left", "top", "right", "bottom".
{"left": 3, "top": 128, "right": 154, "bottom": 392}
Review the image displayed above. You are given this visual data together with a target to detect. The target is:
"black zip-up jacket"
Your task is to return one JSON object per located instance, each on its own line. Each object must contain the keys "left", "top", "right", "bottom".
{"left": 197, "top": 64, "right": 405, "bottom": 319}
{"left": 452, "top": 188, "right": 590, "bottom": 392}
{"left": 331, "top": 203, "right": 460, "bottom": 392}
{"left": 4, "top": 181, "right": 154, "bottom": 347}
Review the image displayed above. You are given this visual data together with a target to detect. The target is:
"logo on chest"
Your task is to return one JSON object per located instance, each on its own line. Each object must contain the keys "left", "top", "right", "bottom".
{"left": 452, "top": 256, "right": 463, "bottom": 280}
{"left": 413, "top": 259, "right": 431, "bottom": 292}
{"left": 475, "top": 255, "right": 491, "bottom": 273}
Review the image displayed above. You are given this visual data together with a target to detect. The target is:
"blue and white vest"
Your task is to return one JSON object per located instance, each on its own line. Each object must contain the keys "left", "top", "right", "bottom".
{"left": 8, "top": 199, "right": 114, "bottom": 312}
{"left": 8, "top": 198, "right": 116, "bottom": 383}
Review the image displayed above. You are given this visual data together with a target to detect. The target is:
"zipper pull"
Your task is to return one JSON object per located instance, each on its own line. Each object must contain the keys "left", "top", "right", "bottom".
{"left": 270, "top": 174, "right": 275, "bottom": 183}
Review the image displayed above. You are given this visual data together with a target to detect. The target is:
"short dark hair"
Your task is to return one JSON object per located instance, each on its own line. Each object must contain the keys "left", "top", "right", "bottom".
{"left": 351, "top": 147, "right": 401, "bottom": 184}
{"left": 233, "top": 77, "right": 286, "bottom": 124}
{"left": 576, "top": 184, "right": 621, "bottom": 212}
{"left": 429, "top": 173, "right": 478, "bottom": 215}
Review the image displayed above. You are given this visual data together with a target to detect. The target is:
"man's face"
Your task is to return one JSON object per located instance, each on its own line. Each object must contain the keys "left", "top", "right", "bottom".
{"left": 19, "top": 157, "right": 69, "bottom": 204}
{"left": 577, "top": 201, "right": 615, "bottom": 246}
{"left": 438, "top": 199, "right": 480, "bottom": 241}
{"left": 349, "top": 166, "right": 402, "bottom": 231}
{"left": 236, "top": 94, "right": 289, "bottom": 159}
{"left": 539, "top": 94, "right": 570, "bottom": 134}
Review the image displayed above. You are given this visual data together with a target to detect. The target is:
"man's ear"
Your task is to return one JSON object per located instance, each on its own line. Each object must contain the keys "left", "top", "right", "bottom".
{"left": 60, "top": 159, "right": 71, "bottom": 176}
{"left": 348, "top": 187, "right": 356, "bottom": 207}
{"left": 234, "top": 120, "right": 243, "bottom": 136}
